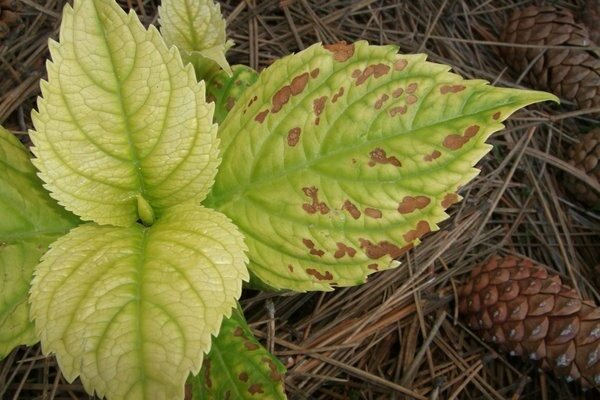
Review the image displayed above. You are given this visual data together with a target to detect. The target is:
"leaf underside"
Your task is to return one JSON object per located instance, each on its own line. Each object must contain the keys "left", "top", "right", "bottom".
{"left": 29, "top": 203, "right": 248, "bottom": 400}
{"left": 0, "top": 127, "right": 77, "bottom": 359}
{"left": 205, "top": 41, "right": 557, "bottom": 291}
{"left": 159, "top": 0, "right": 234, "bottom": 78}
{"left": 190, "top": 306, "right": 287, "bottom": 399}
{"left": 30, "top": 0, "right": 219, "bottom": 227}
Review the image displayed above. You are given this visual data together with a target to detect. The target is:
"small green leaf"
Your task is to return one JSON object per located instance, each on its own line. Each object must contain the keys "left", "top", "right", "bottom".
{"left": 0, "top": 127, "right": 77, "bottom": 359}
{"left": 31, "top": 0, "right": 219, "bottom": 227}
{"left": 159, "top": 0, "right": 234, "bottom": 78}
{"left": 190, "top": 305, "right": 286, "bottom": 399}
{"left": 29, "top": 203, "right": 248, "bottom": 399}
{"left": 206, "top": 41, "right": 558, "bottom": 291}
{"left": 206, "top": 65, "right": 259, "bottom": 124}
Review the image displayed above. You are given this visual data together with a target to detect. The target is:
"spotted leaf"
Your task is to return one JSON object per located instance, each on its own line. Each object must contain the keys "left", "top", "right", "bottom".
{"left": 29, "top": 203, "right": 248, "bottom": 400}
{"left": 159, "top": 0, "right": 234, "bottom": 78}
{"left": 189, "top": 305, "right": 286, "bottom": 399}
{"left": 31, "top": 0, "right": 219, "bottom": 227}
{"left": 205, "top": 41, "right": 557, "bottom": 291}
{"left": 0, "top": 127, "right": 78, "bottom": 359}
{"left": 206, "top": 65, "right": 259, "bottom": 124}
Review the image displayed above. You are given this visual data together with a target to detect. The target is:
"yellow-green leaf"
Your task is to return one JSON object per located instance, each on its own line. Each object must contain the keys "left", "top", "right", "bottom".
{"left": 29, "top": 203, "right": 248, "bottom": 399}
{"left": 159, "top": 0, "right": 234, "bottom": 78}
{"left": 31, "top": 0, "right": 219, "bottom": 227}
{"left": 205, "top": 41, "right": 557, "bottom": 291}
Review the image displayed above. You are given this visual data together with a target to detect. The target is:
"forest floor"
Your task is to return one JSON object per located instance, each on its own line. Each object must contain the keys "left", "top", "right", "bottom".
{"left": 1, "top": 0, "right": 600, "bottom": 399}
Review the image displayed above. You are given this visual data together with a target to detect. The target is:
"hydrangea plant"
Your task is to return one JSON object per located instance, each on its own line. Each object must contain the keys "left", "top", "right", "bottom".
{"left": 0, "top": 0, "right": 557, "bottom": 398}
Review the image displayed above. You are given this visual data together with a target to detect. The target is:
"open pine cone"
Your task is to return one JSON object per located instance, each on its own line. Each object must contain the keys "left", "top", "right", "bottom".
{"left": 459, "top": 255, "right": 600, "bottom": 388}
{"left": 564, "top": 128, "right": 600, "bottom": 208}
{"left": 499, "top": 6, "right": 600, "bottom": 111}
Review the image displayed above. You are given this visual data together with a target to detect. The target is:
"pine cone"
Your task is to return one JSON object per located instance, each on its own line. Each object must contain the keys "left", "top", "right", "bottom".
{"left": 0, "top": 0, "right": 22, "bottom": 40}
{"left": 499, "top": 6, "right": 600, "bottom": 111}
{"left": 564, "top": 128, "right": 600, "bottom": 208}
{"left": 458, "top": 255, "right": 600, "bottom": 388}
{"left": 582, "top": 0, "right": 600, "bottom": 45}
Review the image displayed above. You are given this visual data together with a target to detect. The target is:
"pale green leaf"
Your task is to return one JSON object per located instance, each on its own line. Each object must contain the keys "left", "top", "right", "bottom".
{"left": 190, "top": 305, "right": 286, "bottom": 399}
{"left": 0, "top": 126, "right": 77, "bottom": 359}
{"left": 159, "top": 0, "right": 234, "bottom": 77}
{"left": 30, "top": 0, "right": 219, "bottom": 227}
{"left": 29, "top": 203, "right": 248, "bottom": 399}
{"left": 206, "top": 64, "right": 259, "bottom": 124}
{"left": 205, "top": 41, "right": 558, "bottom": 291}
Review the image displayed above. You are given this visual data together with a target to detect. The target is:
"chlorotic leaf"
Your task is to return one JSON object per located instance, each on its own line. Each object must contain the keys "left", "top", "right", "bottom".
{"left": 190, "top": 305, "right": 286, "bottom": 399}
{"left": 0, "top": 127, "right": 77, "bottom": 359}
{"left": 29, "top": 203, "right": 248, "bottom": 399}
{"left": 159, "top": 0, "right": 234, "bottom": 78}
{"left": 205, "top": 41, "right": 558, "bottom": 291}
{"left": 206, "top": 65, "right": 259, "bottom": 124}
{"left": 30, "top": 0, "right": 219, "bottom": 227}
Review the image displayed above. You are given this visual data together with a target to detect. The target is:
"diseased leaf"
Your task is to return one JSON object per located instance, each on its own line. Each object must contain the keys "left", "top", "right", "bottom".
{"left": 159, "top": 0, "right": 234, "bottom": 78}
{"left": 206, "top": 65, "right": 259, "bottom": 124}
{"left": 205, "top": 41, "right": 558, "bottom": 291}
{"left": 0, "top": 127, "right": 77, "bottom": 359}
{"left": 190, "top": 305, "right": 287, "bottom": 399}
{"left": 30, "top": 203, "right": 248, "bottom": 400}
{"left": 31, "top": 0, "right": 219, "bottom": 227}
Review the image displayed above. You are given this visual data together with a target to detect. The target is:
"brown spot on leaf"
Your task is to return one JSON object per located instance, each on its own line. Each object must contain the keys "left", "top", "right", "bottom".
{"left": 324, "top": 41, "right": 355, "bottom": 62}
{"left": 248, "top": 95, "right": 258, "bottom": 107}
{"left": 368, "top": 263, "right": 379, "bottom": 271}
{"left": 374, "top": 94, "right": 389, "bottom": 110}
{"left": 332, "top": 87, "right": 345, "bottom": 103}
{"left": 424, "top": 150, "right": 441, "bottom": 162}
{"left": 352, "top": 69, "right": 361, "bottom": 78}
{"left": 302, "top": 186, "right": 330, "bottom": 214}
{"left": 443, "top": 124, "right": 481, "bottom": 150}
{"left": 239, "top": 372, "right": 249, "bottom": 382}
{"left": 334, "top": 242, "right": 357, "bottom": 258}
{"left": 403, "top": 220, "right": 431, "bottom": 242}
{"left": 394, "top": 59, "right": 408, "bottom": 71}
{"left": 442, "top": 193, "right": 459, "bottom": 208}
{"left": 248, "top": 384, "right": 264, "bottom": 395}
{"left": 244, "top": 341, "right": 259, "bottom": 351}
{"left": 262, "top": 357, "right": 284, "bottom": 381}
{"left": 364, "top": 208, "right": 382, "bottom": 218}
{"left": 359, "top": 239, "right": 413, "bottom": 259}
{"left": 313, "top": 96, "right": 327, "bottom": 117}
{"left": 398, "top": 196, "right": 431, "bottom": 214}
{"left": 406, "top": 94, "right": 418, "bottom": 104}
{"left": 368, "top": 148, "right": 401, "bottom": 167}
{"left": 306, "top": 268, "right": 334, "bottom": 280}
{"left": 288, "top": 264, "right": 294, "bottom": 272}
{"left": 272, "top": 72, "right": 309, "bottom": 113}
{"left": 407, "top": 83, "right": 418, "bottom": 93}
{"left": 492, "top": 111, "right": 501, "bottom": 120}
{"left": 302, "top": 238, "right": 325, "bottom": 257}
{"left": 226, "top": 96, "right": 235, "bottom": 111}
{"left": 233, "top": 327, "right": 244, "bottom": 337}
{"left": 342, "top": 199, "right": 361, "bottom": 219}
{"left": 255, "top": 109, "right": 269, "bottom": 123}
{"left": 440, "top": 84, "right": 465, "bottom": 94}
{"left": 354, "top": 64, "right": 391, "bottom": 86}
{"left": 287, "top": 127, "right": 301, "bottom": 147}
{"left": 392, "top": 87, "right": 404, "bottom": 98}
{"left": 389, "top": 106, "right": 407, "bottom": 117}
{"left": 204, "top": 359, "right": 212, "bottom": 388}
{"left": 311, "top": 68, "right": 320, "bottom": 78}
{"left": 206, "top": 94, "right": 216, "bottom": 103}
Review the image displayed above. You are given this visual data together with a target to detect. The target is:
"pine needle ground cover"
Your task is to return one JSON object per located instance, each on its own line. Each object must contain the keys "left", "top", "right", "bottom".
{"left": 1, "top": 0, "right": 599, "bottom": 399}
